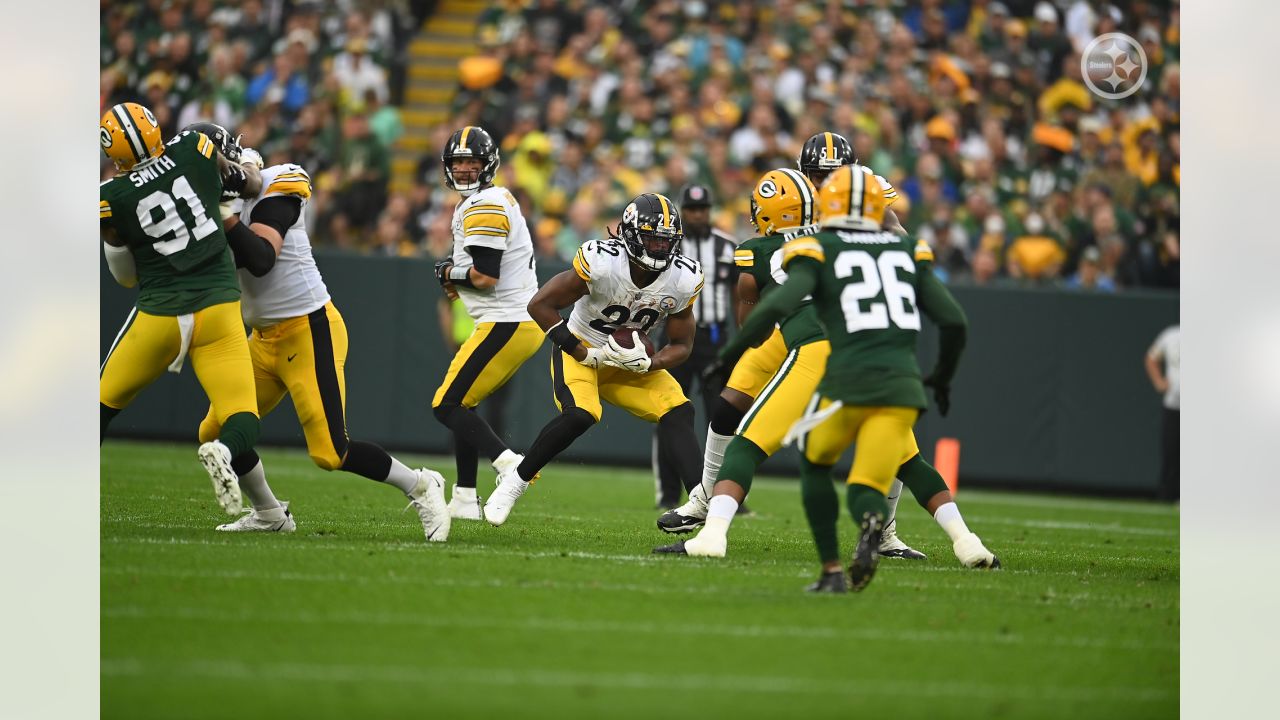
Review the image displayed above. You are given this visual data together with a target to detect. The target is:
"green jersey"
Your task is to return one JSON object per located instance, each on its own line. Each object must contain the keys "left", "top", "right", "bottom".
{"left": 100, "top": 131, "right": 239, "bottom": 316}
{"left": 781, "top": 229, "right": 938, "bottom": 408}
{"left": 733, "top": 226, "right": 825, "bottom": 350}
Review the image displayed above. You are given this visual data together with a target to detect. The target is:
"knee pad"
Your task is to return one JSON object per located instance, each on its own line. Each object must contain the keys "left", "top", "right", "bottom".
{"left": 433, "top": 402, "right": 459, "bottom": 425}
{"left": 658, "top": 401, "right": 695, "bottom": 428}
{"left": 709, "top": 398, "right": 745, "bottom": 435}
{"left": 563, "top": 407, "right": 597, "bottom": 434}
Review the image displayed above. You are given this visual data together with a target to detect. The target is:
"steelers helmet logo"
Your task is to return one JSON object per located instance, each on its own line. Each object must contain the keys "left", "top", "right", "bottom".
{"left": 623, "top": 202, "right": 638, "bottom": 224}
{"left": 757, "top": 179, "right": 778, "bottom": 198}
{"left": 100, "top": 127, "right": 113, "bottom": 149}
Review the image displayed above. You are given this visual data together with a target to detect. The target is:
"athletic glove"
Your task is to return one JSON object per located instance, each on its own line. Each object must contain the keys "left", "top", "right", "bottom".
{"left": 923, "top": 375, "right": 951, "bottom": 417}
{"left": 580, "top": 347, "right": 608, "bottom": 369}
{"left": 605, "top": 332, "right": 652, "bottom": 373}
{"left": 700, "top": 357, "right": 732, "bottom": 389}
{"left": 434, "top": 260, "right": 453, "bottom": 287}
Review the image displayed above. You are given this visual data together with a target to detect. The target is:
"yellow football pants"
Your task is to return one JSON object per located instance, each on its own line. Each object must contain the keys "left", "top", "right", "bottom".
{"left": 433, "top": 320, "right": 543, "bottom": 409}
{"left": 800, "top": 401, "right": 921, "bottom": 495}
{"left": 101, "top": 301, "right": 257, "bottom": 424}
{"left": 737, "top": 340, "right": 831, "bottom": 455}
{"left": 725, "top": 328, "right": 787, "bottom": 399}
{"left": 550, "top": 350, "right": 689, "bottom": 422}
{"left": 198, "top": 301, "right": 349, "bottom": 470}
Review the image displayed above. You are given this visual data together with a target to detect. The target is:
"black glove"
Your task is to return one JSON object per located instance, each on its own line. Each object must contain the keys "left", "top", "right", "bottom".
{"left": 923, "top": 375, "right": 951, "bottom": 417}
{"left": 700, "top": 357, "right": 732, "bottom": 390}
{"left": 221, "top": 163, "right": 248, "bottom": 200}
{"left": 434, "top": 260, "right": 454, "bottom": 287}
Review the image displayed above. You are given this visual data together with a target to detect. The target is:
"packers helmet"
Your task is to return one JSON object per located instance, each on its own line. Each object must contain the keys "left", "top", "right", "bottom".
{"left": 100, "top": 102, "right": 164, "bottom": 172}
{"left": 442, "top": 125, "right": 500, "bottom": 197}
{"left": 616, "top": 193, "right": 683, "bottom": 272}
{"left": 798, "top": 131, "right": 856, "bottom": 188}
{"left": 816, "top": 164, "right": 888, "bottom": 231}
{"left": 749, "top": 168, "right": 817, "bottom": 235}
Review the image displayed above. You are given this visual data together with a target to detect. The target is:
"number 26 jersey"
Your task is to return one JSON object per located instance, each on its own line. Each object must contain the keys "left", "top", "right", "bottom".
{"left": 566, "top": 239, "right": 704, "bottom": 349}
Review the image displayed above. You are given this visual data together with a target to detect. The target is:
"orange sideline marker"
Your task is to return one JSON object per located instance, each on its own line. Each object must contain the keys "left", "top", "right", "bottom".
{"left": 934, "top": 438, "right": 961, "bottom": 495}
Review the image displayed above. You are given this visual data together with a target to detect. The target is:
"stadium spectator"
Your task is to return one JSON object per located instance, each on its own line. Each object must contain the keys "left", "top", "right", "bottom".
{"left": 1145, "top": 325, "right": 1180, "bottom": 501}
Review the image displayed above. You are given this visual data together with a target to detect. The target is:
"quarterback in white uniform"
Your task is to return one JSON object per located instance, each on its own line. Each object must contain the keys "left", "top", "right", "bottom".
{"left": 192, "top": 123, "right": 450, "bottom": 542}
{"left": 483, "top": 193, "right": 708, "bottom": 525}
{"left": 430, "top": 125, "right": 545, "bottom": 520}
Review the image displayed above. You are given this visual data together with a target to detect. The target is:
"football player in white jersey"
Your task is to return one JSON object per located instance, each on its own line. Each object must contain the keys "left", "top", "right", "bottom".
{"left": 430, "top": 126, "right": 544, "bottom": 520}
{"left": 189, "top": 123, "right": 451, "bottom": 542}
{"left": 483, "top": 193, "right": 707, "bottom": 525}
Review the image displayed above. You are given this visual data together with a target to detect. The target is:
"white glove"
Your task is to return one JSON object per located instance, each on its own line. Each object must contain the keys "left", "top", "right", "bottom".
{"left": 219, "top": 197, "right": 244, "bottom": 221}
{"left": 605, "top": 332, "right": 652, "bottom": 373}
{"left": 580, "top": 347, "right": 608, "bottom": 369}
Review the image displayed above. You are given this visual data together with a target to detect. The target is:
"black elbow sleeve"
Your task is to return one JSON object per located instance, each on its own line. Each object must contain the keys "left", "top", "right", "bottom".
{"left": 468, "top": 246, "right": 503, "bottom": 279}
{"left": 226, "top": 221, "right": 277, "bottom": 277}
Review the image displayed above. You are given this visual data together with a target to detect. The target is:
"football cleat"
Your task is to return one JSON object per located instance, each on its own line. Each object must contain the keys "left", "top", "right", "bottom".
{"left": 217, "top": 502, "right": 295, "bottom": 533}
{"left": 652, "top": 540, "right": 687, "bottom": 555}
{"left": 484, "top": 468, "right": 528, "bottom": 526}
{"left": 197, "top": 441, "right": 242, "bottom": 516}
{"left": 656, "top": 502, "right": 707, "bottom": 534}
{"left": 847, "top": 514, "right": 885, "bottom": 592}
{"left": 407, "top": 469, "right": 451, "bottom": 542}
{"left": 878, "top": 519, "right": 927, "bottom": 559}
{"left": 681, "top": 531, "right": 727, "bottom": 558}
{"left": 448, "top": 485, "right": 483, "bottom": 520}
{"left": 805, "top": 571, "right": 848, "bottom": 594}
{"left": 953, "top": 532, "right": 1002, "bottom": 569}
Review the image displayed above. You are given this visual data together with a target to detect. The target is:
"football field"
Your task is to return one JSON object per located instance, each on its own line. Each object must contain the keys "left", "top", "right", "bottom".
{"left": 101, "top": 440, "right": 1178, "bottom": 719}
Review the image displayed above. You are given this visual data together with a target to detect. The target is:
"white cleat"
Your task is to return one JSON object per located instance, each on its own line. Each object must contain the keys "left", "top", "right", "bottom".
{"left": 878, "top": 519, "right": 928, "bottom": 559}
{"left": 216, "top": 502, "right": 296, "bottom": 532}
{"left": 484, "top": 465, "right": 529, "bottom": 526}
{"left": 407, "top": 469, "right": 451, "bottom": 542}
{"left": 448, "top": 485, "right": 483, "bottom": 520}
{"left": 682, "top": 531, "right": 727, "bottom": 558}
{"left": 953, "top": 532, "right": 1002, "bottom": 569}
{"left": 198, "top": 441, "right": 242, "bottom": 515}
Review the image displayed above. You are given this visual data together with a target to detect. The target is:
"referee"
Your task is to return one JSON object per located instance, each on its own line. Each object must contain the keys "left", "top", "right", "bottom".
{"left": 653, "top": 184, "right": 739, "bottom": 508}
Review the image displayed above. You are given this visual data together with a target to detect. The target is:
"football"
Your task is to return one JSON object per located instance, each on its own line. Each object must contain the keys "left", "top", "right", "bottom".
{"left": 610, "top": 327, "right": 656, "bottom": 357}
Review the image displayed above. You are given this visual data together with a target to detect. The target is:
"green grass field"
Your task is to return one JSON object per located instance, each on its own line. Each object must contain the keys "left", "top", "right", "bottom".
{"left": 101, "top": 440, "right": 1178, "bottom": 719}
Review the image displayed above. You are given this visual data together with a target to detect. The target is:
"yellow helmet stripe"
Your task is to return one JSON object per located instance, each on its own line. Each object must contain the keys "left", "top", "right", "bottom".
{"left": 657, "top": 194, "right": 670, "bottom": 229}
{"left": 824, "top": 132, "right": 834, "bottom": 162}
{"left": 850, "top": 166, "right": 864, "bottom": 220}
{"left": 458, "top": 126, "right": 472, "bottom": 151}
{"left": 112, "top": 104, "right": 146, "bottom": 164}
{"left": 779, "top": 168, "right": 813, "bottom": 225}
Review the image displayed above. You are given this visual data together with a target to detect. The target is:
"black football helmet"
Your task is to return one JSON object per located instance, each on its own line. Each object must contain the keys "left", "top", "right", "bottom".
{"left": 182, "top": 121, "right": 242, "bottom": 163}
{"left": 616, "top": 193, "right": 683, "bottom": 272}
{"left": 442, "top": 125, "right": 500, "bottom": 196}
{"left": 798, "top": 131, "right": 856, "bottom": 188}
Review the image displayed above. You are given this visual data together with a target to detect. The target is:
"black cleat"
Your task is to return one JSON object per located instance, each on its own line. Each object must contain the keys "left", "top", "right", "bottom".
{"left": 735, "top": 502, "right": 754, "bottom": 517}
{"left": 656, "top": 508, "right": 705, "bottom": 535}
{"left": 847, "top": 514, "right": 885, "bottom": 592}
{"left": 652, "top": 540, "right": 688, "bottom": 555}
{"left": 805, "top": 571, "right": 848, "bottom": 593}
{"left": 878, "top": 520, "right": 927, "bottom": 559}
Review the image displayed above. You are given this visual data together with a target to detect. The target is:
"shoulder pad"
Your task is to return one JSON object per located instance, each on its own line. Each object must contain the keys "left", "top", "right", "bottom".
{"left": 263, "top": 164, "right": 312, "bottom": 200}
{"left": 913, "top": 238, "right": 935, "bottom": 263}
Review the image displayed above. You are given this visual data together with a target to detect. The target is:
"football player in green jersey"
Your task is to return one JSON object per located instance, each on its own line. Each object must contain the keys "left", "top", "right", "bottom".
{"left": 692, "top": 165, "right": 999, "bottom": 591}
{"left": 99, "top": 102, "right": 265, "bottom": 518}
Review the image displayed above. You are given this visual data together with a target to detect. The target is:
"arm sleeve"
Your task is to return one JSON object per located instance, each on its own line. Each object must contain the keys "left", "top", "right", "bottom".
{"left": 248, "top": 196, "right": 303, "bottom": 238}
{"left": 720, "top": 257, "right": 819, "bottom": 360}
{"left": 467, "top": 245, "right": 503, "bottom": 278}
{"left": 225, "top": 220, "right": 278, "bottom": 277}
{"left": 460, "top": 202, "right": 511, "bottom": 251}
{"left": 103, "top": 241, "right": 137, "bottom": 288}
{"left": 917, "top": 270, "right": 968, "bottom": 385}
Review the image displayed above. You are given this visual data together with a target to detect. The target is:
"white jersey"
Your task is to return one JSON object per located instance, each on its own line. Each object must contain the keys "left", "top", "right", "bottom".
{"left": 450, "top": 185, "right": 538, "bottom": 323}
{"left": 567, "top": 238, "right": 704, "bottom": 349}
{"left": 1148, "top": 325, "right": 1180, "bottom": 410}
{"left": 865, "top": 165, "right": 899, "bottom": 204}
{"left": 237, "top": 163, "right": 330, "bottom": 329}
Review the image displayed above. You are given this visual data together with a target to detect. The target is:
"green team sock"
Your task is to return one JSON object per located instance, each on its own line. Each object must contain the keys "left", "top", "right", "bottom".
{"left": 799, "top": 459, "right": 840, "bottom": 565}
{"left": 846, "top": 483, "right": 889, "bottom": 526}
{"left": 716, "top": 436, "right": 768, "bottom": 494}
{"left": 217, "top": 412, "right": 260, "bottom": 459}
{"left": 100, "top": 403, "right": 120, "bottom": 444}
{"left": 897, "top": 453, "right": 949, "bottom": 509}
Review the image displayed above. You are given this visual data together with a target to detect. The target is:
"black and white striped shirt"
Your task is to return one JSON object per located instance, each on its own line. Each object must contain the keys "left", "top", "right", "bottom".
{"left": 682, "top": 228, "right": 738, "bottom": 329}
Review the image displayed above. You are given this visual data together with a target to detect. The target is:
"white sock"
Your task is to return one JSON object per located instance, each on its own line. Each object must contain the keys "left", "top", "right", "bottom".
{"left": 383, "top": 457, "right": 420, "bottom": 495}
{"left": 238, "top": 460, "right": 281, "bottom": 511}
{"left": 933, "top": 502, "right": 970, "bottom": 542}
{"left": 885, "top": 478, "right": 903, "bottom": 525}
{"left": 699, "top": 495, "right": 739, "bottom": 540}
{"left": 700, "top": 426, "right": 733, "bottom": 498}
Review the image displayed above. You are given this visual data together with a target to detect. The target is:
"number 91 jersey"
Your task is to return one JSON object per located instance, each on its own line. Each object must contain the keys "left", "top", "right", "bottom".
{"left": 566, "top": 239, "right": 704, "bottom": 348}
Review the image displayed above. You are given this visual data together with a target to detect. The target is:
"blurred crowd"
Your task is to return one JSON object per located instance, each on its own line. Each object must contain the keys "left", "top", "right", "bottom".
{"left": 100, "top": 0, "right": 1179, "bottom": 293}
{"left": 99, "top": 0, "right": 433, "bottom": 248}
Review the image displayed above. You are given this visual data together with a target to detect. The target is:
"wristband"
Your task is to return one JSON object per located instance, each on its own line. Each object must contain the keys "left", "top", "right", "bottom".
{"left": 447, "top": 265, "right": 476, "bottom": 288}
{"left": 547, "top": 321, "right": 582, "bottom": 354}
